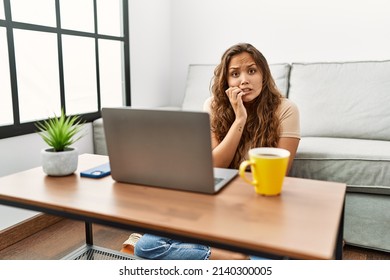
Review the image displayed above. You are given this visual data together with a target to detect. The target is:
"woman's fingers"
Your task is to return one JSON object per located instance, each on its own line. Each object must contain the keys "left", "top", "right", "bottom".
{"left": 225, "top": 87, "right": 247, "bottom": 119}
{"left": 225, "top": 87, "right": 243, "bottom": 100}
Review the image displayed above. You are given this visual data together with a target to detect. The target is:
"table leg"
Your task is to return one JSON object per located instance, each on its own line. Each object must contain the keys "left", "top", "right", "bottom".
{"left": 85, "top": 222, "right": 93, "bottom": 245}
{"left": 335, "top": 199, "right": 345, "bottom": 260}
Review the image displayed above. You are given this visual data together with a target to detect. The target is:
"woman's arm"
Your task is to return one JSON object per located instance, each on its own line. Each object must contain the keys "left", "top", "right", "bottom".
{"left": 204, "top": 91, "right": 247, "bottom": 168}
{"left": 277, "top": 137, "right": 300, "bottom": 174}
{"left": 277, "top": 98, "right": 300, "bottom": 174}
{"left": 211, "top": 119, "right": 245, "bottom": 168}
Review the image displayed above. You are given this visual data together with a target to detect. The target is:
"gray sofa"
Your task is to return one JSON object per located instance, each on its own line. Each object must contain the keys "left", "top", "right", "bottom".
{"left": 93, "top": 60, "right": 390, "bottom": 253}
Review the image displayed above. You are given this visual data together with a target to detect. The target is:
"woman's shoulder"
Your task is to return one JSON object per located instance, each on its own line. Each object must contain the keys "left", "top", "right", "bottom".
{"left": 280, "top": 97, "right": 297, "bottom": 107}
{"left": 278, "top": 98, "right": 300, "bottom": 138}
{"left": 278, "top": 98, "right": 299, "bottom": 113}
{"left": 276, "top": 98, "right": 300, "bottom": 121}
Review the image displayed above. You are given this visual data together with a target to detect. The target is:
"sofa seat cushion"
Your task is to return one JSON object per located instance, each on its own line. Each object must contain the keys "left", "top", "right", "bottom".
{"left": 289, "top": 137, "right": 390, "bottom": 195}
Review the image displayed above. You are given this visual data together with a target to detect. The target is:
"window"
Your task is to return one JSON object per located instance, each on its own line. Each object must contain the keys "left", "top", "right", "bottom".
{"left": 0, "top": 0, "right": 130, "bottom": 138}
{"left": 13, "top": 29, "right": 61, "bottom": 122}
{"left": 0, "top": 0, "right": 5, "bottom": 19}
{"left": 0, "top": 28, "right": 13, "bottom": 126}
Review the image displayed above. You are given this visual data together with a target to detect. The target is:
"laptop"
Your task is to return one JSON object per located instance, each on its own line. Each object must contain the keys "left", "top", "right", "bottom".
{"left": 101, "top": 107, "right": 238, "bottom": 194}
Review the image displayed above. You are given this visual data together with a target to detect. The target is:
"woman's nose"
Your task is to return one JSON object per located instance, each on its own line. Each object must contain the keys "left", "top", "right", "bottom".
{"left": 240, "top": 73, "right": 249, "bottom": 85}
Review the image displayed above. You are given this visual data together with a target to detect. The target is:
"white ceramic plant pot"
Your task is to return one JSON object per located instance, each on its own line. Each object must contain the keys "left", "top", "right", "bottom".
{"left": 41, "top": 147, "right": 78, "bottom": 176}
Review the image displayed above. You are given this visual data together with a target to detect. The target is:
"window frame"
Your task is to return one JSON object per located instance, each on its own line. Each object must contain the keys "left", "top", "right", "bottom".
{"left": 0, "top": 0, "right": 130, "bottom": 139}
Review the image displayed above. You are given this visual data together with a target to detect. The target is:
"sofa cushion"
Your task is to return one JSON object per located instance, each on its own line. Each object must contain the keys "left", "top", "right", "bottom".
{"left": 269, "top": 63, "right": 291, "bottom": 97}
{"left": 182, "top": 64, "right": 215, "bottom": 111}
{"left": 182, "top": 63, "right": 291, "bottom": 111}
{"left": 289, "top": 137, "right": 390, "bottom": 195}
{"left": 92, "top": 118, "right": 108, "bottom": 155}
{"left": 288, "top": 60, "right": 390, "bottom": 140}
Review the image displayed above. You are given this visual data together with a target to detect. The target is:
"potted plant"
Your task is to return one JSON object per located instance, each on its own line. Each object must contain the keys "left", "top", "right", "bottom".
{"left": 35, "top": 109, "right": 84, "bottom": 176}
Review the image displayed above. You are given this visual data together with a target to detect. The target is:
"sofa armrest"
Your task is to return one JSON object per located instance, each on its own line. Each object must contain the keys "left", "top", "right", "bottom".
{"left": 92, "top": 118, "right": 108, "bottom": 155}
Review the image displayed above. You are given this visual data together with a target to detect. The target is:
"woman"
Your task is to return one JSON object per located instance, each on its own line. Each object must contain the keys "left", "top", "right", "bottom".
{"left": 123, "top": 43, "right": 300, "bottom": 260}
{"left": 205, "top": 43, "right": 299, "bottom": 171}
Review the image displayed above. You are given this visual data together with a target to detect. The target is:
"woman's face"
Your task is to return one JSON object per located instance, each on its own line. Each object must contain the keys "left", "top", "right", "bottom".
{"left": 226, "top": 52, "right": 263, "bottom": 103}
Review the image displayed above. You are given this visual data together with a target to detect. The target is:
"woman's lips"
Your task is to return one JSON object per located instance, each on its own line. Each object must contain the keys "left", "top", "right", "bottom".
{"left": 241, "top": 88, "right": 251, "bottom": 94}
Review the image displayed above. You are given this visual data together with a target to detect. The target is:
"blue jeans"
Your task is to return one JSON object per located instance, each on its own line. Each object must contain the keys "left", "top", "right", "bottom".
{"left": 134, "top": 234, "right": 267, "bottom": 260}
{"left": 135, "top": 234, "right": 211, "bottom": 260}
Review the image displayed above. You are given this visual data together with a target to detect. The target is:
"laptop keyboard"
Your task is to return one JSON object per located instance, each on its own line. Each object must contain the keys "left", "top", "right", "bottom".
{"left": 214, "top": 177, "right": 224, "bottom": 186}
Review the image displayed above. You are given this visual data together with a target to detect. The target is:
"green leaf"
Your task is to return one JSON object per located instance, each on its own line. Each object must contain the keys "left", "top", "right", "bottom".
{"left": 35, "top": 108, "right": 85, "bottom": 151}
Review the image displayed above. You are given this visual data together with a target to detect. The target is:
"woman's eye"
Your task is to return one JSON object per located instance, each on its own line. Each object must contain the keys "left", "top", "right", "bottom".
{"left": 231, "top": 72, "right": 239, "bottom": 77}
{"left": 249, "top": 68, "right": 256, "bottom": 74}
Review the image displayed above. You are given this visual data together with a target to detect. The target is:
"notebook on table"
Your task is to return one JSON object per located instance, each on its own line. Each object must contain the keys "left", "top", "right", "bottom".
{"left": 101, "top": 107, "right": 238, "bottom": 194}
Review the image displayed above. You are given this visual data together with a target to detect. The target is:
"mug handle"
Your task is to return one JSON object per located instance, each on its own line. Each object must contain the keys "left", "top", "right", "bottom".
{"left": 239, "top": 160, "right": 257, "bottom": 186}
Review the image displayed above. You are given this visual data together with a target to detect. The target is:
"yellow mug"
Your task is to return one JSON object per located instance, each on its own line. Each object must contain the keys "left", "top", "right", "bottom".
{"left": 239, "top": 148, "right": 290, "bottom": 196}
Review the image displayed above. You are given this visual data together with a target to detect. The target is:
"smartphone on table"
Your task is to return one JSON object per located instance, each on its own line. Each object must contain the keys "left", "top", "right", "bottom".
{"left": 80, "top": 162, "right": 111, "bottom": 179}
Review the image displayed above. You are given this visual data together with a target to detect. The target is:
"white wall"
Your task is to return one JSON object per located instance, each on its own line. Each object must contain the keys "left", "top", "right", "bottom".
{"left": 168, "top": 0, "right": 390, "bottom": 106}
{"left": 129, "top": 0, "right": 172, "bottom": 108}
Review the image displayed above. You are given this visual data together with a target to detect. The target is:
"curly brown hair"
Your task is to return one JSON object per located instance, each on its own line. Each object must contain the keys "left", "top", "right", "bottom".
{"left": 210, "top": 43, "right": 282, "bottom": 168}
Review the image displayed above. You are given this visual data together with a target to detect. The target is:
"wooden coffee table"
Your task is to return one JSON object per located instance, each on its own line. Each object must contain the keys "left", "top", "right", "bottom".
{"left": 0, "top": 154, "right": 346, "bottom": 260}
